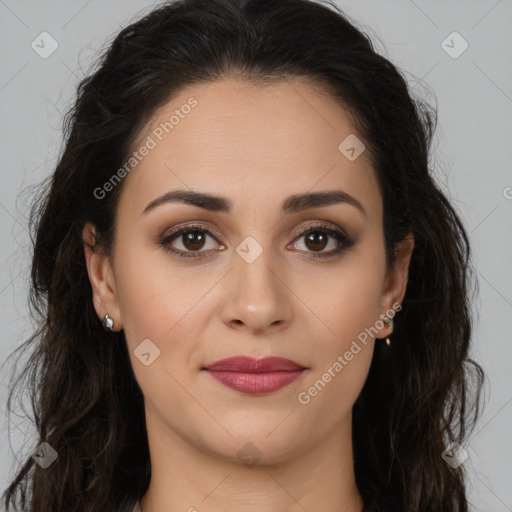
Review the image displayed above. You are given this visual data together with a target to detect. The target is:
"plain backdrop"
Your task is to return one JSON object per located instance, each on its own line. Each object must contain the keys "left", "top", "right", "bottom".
{"left": 0, "top": 1, "right": 511, "bottom": 510}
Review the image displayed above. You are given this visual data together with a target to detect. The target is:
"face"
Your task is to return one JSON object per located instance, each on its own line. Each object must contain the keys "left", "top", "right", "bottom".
{"left": 84, "top": 76, "right": 413, "bottom": 465}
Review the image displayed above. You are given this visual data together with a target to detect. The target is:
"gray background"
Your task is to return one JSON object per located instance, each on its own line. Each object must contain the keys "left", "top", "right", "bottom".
{"left": 0, "top": 0, "right": 511, "bottom": 510}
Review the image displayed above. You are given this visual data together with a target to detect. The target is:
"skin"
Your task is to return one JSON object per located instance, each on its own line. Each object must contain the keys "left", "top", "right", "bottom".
{"left": 83, "top": 76, "right": 414, "bottom": 512}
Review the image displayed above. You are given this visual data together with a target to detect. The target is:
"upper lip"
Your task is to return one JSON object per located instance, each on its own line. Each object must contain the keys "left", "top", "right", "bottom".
{"left": 203, "top": 356, "right": 306, "bottom": 373}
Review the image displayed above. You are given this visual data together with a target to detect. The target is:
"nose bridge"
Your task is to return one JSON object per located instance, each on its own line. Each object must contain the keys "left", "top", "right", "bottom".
{"left": 221, "top": 230, "right": 292, "bottom": 332}
{"left": 235, "top": 232, "right": 282, "bottom": 300}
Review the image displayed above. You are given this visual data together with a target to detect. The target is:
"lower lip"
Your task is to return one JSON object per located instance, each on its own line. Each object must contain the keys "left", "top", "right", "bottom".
{"left": 205, "top": 370, "right": 306, "bottom": 394}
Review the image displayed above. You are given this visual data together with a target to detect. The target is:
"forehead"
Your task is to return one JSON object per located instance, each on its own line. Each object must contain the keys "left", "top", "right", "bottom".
{"left": 118, "top": 77, "right": 382, "bottom": 222}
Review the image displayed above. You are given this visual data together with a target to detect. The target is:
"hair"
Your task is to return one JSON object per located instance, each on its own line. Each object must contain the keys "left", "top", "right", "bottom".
{"left": 2, "top": 0, "right": 486, "bottom": 510}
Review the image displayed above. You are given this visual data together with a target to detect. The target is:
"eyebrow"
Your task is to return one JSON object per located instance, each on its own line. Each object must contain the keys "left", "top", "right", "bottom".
{"left": 141, "top": 189, "right": 366, "bottom": 217}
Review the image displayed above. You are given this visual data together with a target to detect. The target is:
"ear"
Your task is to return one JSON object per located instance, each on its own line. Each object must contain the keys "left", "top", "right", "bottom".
{"left": 377, "top": 232, "right": 415, "bottom": 338}
{"left": 82, "top": 222, "right": 122, "bottom": 331}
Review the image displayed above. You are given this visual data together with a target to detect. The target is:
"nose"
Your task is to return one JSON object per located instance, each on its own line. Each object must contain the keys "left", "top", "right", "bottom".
{"left": 220, "top": 245, "right": 293, "bottom": 336}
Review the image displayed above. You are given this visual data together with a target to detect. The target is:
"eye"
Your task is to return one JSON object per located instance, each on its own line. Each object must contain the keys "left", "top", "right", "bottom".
{"left": 289, "top": 223, "right": 355, "bottom": 260}
{"left": 158, "top": 223, "right": 354, "bottom": 260}
{"left": 158, "top": 224, "right": 224, "bottom": 259}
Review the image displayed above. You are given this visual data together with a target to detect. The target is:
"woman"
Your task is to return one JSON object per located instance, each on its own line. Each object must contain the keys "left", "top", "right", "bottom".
{"left": 2, "top": 0, "right": 485, "bottom": 511}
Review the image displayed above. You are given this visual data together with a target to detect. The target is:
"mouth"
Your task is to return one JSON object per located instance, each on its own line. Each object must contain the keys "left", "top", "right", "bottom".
{"left": 202, "top": 356, "right": 308, "bottom": 395}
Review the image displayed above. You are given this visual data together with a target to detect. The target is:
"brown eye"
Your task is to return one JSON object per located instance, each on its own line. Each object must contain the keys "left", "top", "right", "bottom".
{"left": 159, "top": 223, "right": 354, "bottom": 260}
{"left": 304, "top": 231, "right": 329, "bottom": 252}
{"left": 290, "top": 224, "right": 355, "bottom": 260}
{"left": 180, "top": 231, "right": 207, "bottom": 251}
{"left": 159, "top": 224, "right": 223, "bottom": 259}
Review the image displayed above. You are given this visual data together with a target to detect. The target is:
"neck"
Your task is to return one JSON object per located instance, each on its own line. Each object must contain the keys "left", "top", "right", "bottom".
{"left": 140, "top": 405, "right": 364, "bottom": 512}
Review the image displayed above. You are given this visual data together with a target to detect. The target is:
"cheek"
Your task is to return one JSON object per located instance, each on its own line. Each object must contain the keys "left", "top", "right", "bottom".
{"left": 113, "top": 243, "right": 203, "bottom": 400}
{"left": 114, "top": 245, "right": 161, "bottom": 341}
{"left": 113, "top": 240, "right": 189, "bottom": 345}
{"left": 293, "top": 251, "right": 384, "bottom": 403}
{"left": 297, "top": 253, "right": 385, "bottom": 345}
{"left": 113, "top": 240, "right": 217, "bottom": 377}
{"left": 294, "top": 268, "right": 381, "bottom": 419}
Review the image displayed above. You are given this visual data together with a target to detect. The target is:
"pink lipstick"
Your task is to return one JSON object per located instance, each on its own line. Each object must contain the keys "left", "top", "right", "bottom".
{"left": 203, "top": 356, "right": 307, "bottom": 395}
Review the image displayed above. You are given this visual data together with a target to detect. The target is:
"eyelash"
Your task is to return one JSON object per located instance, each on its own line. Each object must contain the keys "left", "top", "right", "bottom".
{"left": 158, "top": 223, "right": 355, "bottom": 260}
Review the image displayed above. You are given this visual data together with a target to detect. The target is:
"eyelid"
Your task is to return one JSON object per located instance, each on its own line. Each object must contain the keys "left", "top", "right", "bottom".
{"left": 160, "top": 220, "right": 349, "bottom": 245}
{"left": 293, "top": 222, "right": 349, "bottom": 239}
{"left": 156, "top": 220, "right": 355, "bottom": 261}
{"left": 161, "top": 222, "right": 225, "bottom": 243}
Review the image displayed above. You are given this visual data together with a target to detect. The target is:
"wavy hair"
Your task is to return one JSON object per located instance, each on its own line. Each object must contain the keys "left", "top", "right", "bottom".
{"left": 3, "top": 0, "right": 485, "bottom": 510}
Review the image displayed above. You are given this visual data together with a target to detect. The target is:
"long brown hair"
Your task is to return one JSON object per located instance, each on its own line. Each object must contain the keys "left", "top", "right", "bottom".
{"left": 3, "top": 0, "right": 485, "bottom": 510}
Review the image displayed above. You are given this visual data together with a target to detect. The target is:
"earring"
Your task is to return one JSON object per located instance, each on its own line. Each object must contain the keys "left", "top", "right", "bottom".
{"left": 102, "top": 314, "right": 114, "bottom": 331}
{"left": 383, "top": 316, "right": 394, "bottom": 346}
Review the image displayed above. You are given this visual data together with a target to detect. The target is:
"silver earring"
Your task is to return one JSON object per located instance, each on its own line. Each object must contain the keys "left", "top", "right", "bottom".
{"left": 383, "top": 316, "right": 394, "bottom": 346}
{"left": 383, "top": 316, "right": 394, "bottom": 329}
{"left": 102, "top": 314, "right": 114, "bottom": 331}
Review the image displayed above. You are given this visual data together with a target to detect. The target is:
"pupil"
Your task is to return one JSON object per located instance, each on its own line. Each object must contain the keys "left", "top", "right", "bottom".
{"left": 184, "top": 232, "right": 204, "bottom": 250}
{"left": 306, "top": 232, "right": 327, "bottom": 251}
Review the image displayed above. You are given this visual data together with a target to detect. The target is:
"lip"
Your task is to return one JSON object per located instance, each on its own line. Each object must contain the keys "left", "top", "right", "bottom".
{"left": 203, "top": 356, "right": 307, "bottom": 395}
{"left": 204, "top": 356, "right": 306, "bottom": 372}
